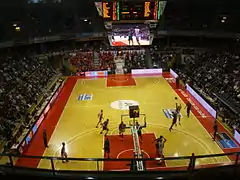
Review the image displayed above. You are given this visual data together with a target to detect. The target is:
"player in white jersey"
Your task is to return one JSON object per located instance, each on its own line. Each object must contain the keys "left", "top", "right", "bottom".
{"left": 153, "top": 135, "right": 167, "bottom": 157}
{"left": 134, "top": 28, "right": 140, "bottom": 45}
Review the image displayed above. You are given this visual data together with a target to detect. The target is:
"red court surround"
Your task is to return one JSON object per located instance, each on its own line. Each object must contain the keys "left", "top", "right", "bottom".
{"left": 103, "top": 133, "right": 166, "bottom": 171}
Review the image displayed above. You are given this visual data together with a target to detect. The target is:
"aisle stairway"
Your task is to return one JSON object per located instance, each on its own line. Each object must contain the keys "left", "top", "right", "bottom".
{"left": 93, "top": 51, "right": 100, "bottom": 67}
{"left": 114, "top": 56, "right": 125, "bottom": 74}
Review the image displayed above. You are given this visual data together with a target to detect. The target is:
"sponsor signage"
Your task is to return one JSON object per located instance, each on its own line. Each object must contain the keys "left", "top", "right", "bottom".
{"left": 85, "top": 71, "right": 108, "bottom": 77}
{"left": 179, "top": 89, "right": 207, "bottom": 118}
{"left": 131, "top": 68, "right": 162, "bottom": 75}
{"left": 185, "top": 84, "right": 217, "bottom": 118}
{"left": 170, "top": 69, "right": 178, "bottom": 78}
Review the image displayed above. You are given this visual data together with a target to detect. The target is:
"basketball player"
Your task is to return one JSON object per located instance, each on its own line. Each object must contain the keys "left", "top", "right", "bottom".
{"left": 61, "top": 142, "right": 69, "bottom": 163}
{"left": 169, "top": 112, "right": 177, "bottom": 132}
{"left": 104, "top": 138, "right": 110, "bottom": 158}
{"left": 111, "top": 35, "right": 115, "bottom": 42}
{"left": 136, "top": 121, "right": 146, "bottom": 143}
{"left": 135, "top": 28, "right": 140, "bottom": 45}
{"left": 42, "top": 129, "right": 48, "bottom": 148}
{"left": 213, "top": 120, "right": 218, "bottom": 141}
{"left": 136, "top": 122, "right": 143, "bottom": 143}
{"left": 185, "top": 101, "right": 192, "bottom": 118}
{"left": 152, "top": 135, "right": 167, "bottom": 157}
{"left": 96, "top": 109, "right": 103, "bottom": 128}
{"left": 176, "top": 104, "right": 182, "bottom": 125}
{"left": 174, "top": 97, "right": 179, "bottom": 109}
{"left": 100, "top": 119, "right": 109, "bottom": 136}
{"left": 119, "top": 121, "right": 127, "bottom": 141}
{"left": 128, "top": 30, "right": 133, "bottom": 46}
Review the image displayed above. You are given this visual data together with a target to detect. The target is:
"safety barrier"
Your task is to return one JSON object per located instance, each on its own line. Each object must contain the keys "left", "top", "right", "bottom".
{"left": 0, "top": 151, "right": 239, "bottom": 173}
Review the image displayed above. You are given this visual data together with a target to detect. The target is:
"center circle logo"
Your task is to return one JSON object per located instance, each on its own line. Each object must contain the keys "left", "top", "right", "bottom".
{"left": 110, "top": 100, "right": 139, "bottom": 110}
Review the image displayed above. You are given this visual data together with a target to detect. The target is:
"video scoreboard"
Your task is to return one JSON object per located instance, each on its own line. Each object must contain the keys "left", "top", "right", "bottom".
{"left": 95, "top": 0, "right": 165, "bottom": 21}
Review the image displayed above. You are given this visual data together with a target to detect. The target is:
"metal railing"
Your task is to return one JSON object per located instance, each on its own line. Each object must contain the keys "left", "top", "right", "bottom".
{"left": 0, "top": 151, "right": 240, "bottom": 174}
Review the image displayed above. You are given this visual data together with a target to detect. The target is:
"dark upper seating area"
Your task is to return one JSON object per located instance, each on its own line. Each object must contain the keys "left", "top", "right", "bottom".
{"left": 158, "top": 0, "right": 240, "bottom": 33}
{"left": 0, "top": 0, "right": 104, "bottom": 41}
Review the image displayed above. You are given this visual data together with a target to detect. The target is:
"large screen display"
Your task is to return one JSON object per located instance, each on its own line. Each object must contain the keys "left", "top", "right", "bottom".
{"left": 109, "top": 24, "right": 152, "bottom": 46}
{"left": 186, "top": 84, "right": 217, "bottom": 118}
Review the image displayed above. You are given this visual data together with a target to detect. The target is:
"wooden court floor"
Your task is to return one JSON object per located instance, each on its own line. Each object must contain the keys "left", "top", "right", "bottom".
{"left": 37, "top": 76, "right": 230, "bottom": 171}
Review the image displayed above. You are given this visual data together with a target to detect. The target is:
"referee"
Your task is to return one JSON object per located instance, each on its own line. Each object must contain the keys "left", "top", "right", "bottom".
{"left": 213, "top": 120, "right": 218, "bottom": 141}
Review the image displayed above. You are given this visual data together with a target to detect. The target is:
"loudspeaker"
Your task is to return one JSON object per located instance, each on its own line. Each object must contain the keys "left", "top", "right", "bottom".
{"left": 129, "top": 105, "right": 140, "bottom": 118}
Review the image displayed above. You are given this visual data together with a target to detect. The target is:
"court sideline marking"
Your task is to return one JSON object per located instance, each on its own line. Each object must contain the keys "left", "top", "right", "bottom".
{"left": 40, "top": 78, "right": 82, "bottom": 158}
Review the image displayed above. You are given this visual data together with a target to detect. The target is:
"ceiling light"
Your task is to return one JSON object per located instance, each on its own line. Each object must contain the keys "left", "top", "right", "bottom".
{"left": 222, "top": 16, "right": 227, "bottom": 20}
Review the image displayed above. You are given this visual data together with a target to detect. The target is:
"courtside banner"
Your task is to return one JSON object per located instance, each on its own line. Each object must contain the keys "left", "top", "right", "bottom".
{"left": 131, "top": 68, "right": 162, "bottom": 75}
{"left": 85, "top": 71, "right": 108, "bottom": 77}
{"left": 234, "top": 130, "right": 240, "bottom": 144}
{"left": 186, "top": 84, "right": 217, "bottom": 118}
{"left": 170, "top": 69, "right": 178, "bottom": 78}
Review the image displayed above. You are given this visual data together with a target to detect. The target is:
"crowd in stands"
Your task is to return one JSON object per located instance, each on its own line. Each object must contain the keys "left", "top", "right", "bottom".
{"left": 70, "top": 49, "right": 147, "bottom": 74}
{"left": 0, "top": 55, "right": 58, "bottom": 144}
{"left": 70, "top": 52, "right": 95, "bottom": 72}
{"left": 124, "top": 51, "right": 147, "bottom": 72}
{"left": 176, "top": 52, "right": 240, "bottom": 129}
{"left": 98, "top": 52, "right": 115, "bottom": 72}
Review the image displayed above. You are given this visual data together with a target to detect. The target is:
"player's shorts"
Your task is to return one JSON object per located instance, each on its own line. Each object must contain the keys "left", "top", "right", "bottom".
{"left": 103, "top": 126, "right": 108, "bottom": 131}
{"left": 61, "top": 152, "right": 67, "bottom": 157}
{"left": 158, "top": 148, "right": 163, "bottom": 155}
{"left": 119, "top": 129, "right": 125, "bottom": 133}
{"left": 104, "top": 147, "right": 110, "bottom": 153}
{"left": 177, "top": 113, "right": 181, "bottom": 118}
{"left": 172, "top": 119, "right": 177, "bottom": 125}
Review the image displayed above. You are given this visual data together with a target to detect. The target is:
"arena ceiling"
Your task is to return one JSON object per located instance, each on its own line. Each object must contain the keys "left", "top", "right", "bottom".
{"left": 0, "top": 0, "right": 240, "bottom": 41}
{"left": 159, "top": 0, "right": 240, "bottom": 32}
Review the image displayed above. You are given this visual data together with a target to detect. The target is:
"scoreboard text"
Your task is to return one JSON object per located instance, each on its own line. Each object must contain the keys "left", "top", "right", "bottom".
{"left": 103, "top": 1, "right": 161, "bottom": 21}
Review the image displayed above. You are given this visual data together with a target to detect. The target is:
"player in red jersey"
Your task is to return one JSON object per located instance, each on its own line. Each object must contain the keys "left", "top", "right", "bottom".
{"left": 169, "top": 112, "right": 178, "bottom": 132}
{"left": 119, "top": 121, "right": 127, "bottom": 141}
{"left": 100, "top": 119, "right": 109, "bottom": 136}
{"left": 96, "top": 109, "right": 103, "bottom": 128}
{"left": 185, "top": 101, "right": 192, "bottom": 118}
{"left": 61, "top": 142, "right": 69, "bottom": 163}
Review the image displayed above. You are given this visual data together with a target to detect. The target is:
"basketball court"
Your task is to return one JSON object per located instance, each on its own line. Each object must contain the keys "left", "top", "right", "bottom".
{"left": 14, "top": 73, "right": 238, "bottom": 171}
{"left": 111, "top": 36, "right": 150, "bottom": 46}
